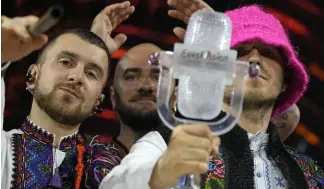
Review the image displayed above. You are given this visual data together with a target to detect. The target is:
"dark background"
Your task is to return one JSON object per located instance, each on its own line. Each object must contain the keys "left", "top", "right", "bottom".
{"left": 2, "top": 0, "right": 324, "bottom": 169}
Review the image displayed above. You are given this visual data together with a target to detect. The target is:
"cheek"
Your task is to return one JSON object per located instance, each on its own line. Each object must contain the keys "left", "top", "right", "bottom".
{"left": 119, "top": 84, "right": 137, "bottom": 99}
{"left": 266, "top": 59, "right": 284, "bottom": 84}
{"left": 37, "top": 74, "right": 55, "bottom": 94}
{"left": 87, "top": 86, "right": 102, "bottom": 100}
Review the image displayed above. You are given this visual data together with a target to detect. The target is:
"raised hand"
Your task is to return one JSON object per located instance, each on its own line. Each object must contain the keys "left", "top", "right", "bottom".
{"left": 1, "top": 15, "right": 48, "bottom": 63}
{"left": 167, "top": 0, "right": 214, "bottom": 41}
{"left": 91, "top": 1, "right": 135, "bottom": 55}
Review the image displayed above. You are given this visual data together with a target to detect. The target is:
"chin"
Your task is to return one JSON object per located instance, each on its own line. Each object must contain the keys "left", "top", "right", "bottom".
{"left": 135, "top": 106, "right": 156, "bottom": 113}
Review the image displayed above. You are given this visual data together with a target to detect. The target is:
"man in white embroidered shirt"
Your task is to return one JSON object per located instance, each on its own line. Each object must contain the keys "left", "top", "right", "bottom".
{"left": 1, "top": 2, "right": 135, "bottom": 188}
{"left": 99, "top": 3, "right": 324, "bottom": 189}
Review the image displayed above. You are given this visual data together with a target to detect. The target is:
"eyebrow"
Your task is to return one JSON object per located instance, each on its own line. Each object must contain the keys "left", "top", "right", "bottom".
{"left": 123, "top": 68, "right": 141, "bottom": 76}
{"left": 123, "top": 66, "right": 169, "bottom": 75}
{"left": 57, "top": 50, "right": 79, "bottom": 59}
{"left": 58, "top": 50, "right": 105, "bottom": 78}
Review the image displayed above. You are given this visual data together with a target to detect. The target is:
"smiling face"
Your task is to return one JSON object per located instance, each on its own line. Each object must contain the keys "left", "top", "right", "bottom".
{"left": 32, "top": 33, "right": 109, "bottom": 125}
{"left": 225, "top": 42, "right": 286, "bottom": 109}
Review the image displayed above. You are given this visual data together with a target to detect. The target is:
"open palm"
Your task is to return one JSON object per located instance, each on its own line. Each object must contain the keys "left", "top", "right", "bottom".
{"left": 167, "top": 0, "right": 214, "bottom": 41}
{"left": 91, "top": 1, "right": 135, "bottom": 55}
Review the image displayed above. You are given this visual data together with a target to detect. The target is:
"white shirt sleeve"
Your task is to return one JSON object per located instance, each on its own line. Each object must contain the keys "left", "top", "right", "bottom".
{"left": 1, "top": 66, "right": 8, "bottom": 184}
{"left": 99, "top": 131, "right": 168, "bottom": 189}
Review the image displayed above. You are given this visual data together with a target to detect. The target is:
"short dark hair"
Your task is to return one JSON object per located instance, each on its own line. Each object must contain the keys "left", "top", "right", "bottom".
{"left": 36, "top": 28, "right": 111, "bottom": 66}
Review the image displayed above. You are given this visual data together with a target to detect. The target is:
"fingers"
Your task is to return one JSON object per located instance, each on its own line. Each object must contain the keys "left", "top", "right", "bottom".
{"left": 168, "top": 10, "right": 190, "bottom": 23}
{"left": 173, "top": 27, "right": 186, "bottom": 42}
{"left": 168, "top": 0, "right": 214, "bottom": 24}
{"left": 23, "top": 15, "right": 39, "bottom": 28}
{"left": 171, "top": 133, "right": 212, "bottom": 152}
{"left": 177, "top": 124, "right": 212, "bottom": 139}
{"left": 113, "top": 33, "right": 127, "bottom": 49}
{"left": 2, "top": 20, "right": 30, "bottom": 42}
{"left": 103, "top": 1, "right": 135, "bottom": 18}
{"left": 2, "top": 15, "right": 40, "bottom": 42}
{"left": 181, "top": 148, "right": 210, "bottom": 162}
{"left": 175, "top": 161, "right": 209, "bottom": 177}
{"left": 101, "top": 2, "right": 134, "bottom": 31}
{"left": 211, "top": 136, "right": 220, "bottom": 155}
{"left": 31, "top": 34, "right": 48, "bottom": 50}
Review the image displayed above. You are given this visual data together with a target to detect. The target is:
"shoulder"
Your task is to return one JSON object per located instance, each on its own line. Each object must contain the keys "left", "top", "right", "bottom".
{"left": 285, "top": 145, "right": 324, "bottom": 188}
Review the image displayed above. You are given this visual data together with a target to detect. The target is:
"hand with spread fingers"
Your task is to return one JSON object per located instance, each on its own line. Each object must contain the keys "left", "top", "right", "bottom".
{"left": 167, "top": 0, "right": 214, "bottom": 41}
{"left": 91, "top": 1, "right": 135, "bottom": 55}
{"left": 1, "top": 15, "right": 48, "bottom": 64}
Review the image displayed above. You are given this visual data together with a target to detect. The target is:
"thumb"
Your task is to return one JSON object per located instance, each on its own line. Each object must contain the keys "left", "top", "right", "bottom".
{"left": 113, "top": 33, "right": 127, "bottom": 51}
{"left": 173, "top": 27, "right": 186, "bottom": 42}
{"left": 31, "top": 34, "right": 48, "bottom": 50}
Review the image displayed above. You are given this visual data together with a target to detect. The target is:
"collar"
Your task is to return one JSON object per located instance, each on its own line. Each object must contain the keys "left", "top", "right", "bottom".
{"left": 248, "top": 131, "right": 269, "bottom": 151}
{"left": 20, "top": 117, "right": 78, "bottom": 152}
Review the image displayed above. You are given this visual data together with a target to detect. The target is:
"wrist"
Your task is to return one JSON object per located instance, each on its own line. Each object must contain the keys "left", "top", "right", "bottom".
{"left": 149, "top": 157, "right": 167, "bottom": 189}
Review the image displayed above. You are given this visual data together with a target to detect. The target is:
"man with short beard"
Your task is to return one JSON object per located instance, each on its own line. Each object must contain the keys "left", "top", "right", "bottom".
{"left": 1, "top": 2, "right": 135, "bottom": 188}
{"left": 1, "top": 28, "right": 111, "bottom": 189}
{"left": 84, "top": 43, "right": 166, "bottom": 188}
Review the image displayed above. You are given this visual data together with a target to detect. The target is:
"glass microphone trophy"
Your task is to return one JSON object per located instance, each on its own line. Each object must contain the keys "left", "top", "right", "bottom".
{"left": 150, "top": 10, "right": 260, "bottom": 189}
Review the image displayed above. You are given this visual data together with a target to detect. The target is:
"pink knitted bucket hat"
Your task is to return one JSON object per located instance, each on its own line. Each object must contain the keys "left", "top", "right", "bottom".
{"left": 225, "top": 5, "right": 309, "bottom": 116}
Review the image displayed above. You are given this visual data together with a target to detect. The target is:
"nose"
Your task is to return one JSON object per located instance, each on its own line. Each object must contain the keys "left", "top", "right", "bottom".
{"left": 248, "top": 49, "right": 262, "bottom": 66}
{"left": 66, "top": 65, "right": 84, "bottom": 85}
{"left": 138, "top": 77, "right": 154, "bottom": 95}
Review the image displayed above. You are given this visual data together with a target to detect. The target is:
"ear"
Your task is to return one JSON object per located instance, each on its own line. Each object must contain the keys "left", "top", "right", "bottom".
{"left": 110, "top": 86, "right": 116, "bottom": 111}
{"left": 26, "top": 64, "right": 40, "bottom": 92}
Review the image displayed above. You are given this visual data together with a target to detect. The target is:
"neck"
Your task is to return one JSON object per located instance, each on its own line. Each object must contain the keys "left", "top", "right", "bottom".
{"left": 239, "top": 107, "right": 273, "bottom": 134}
{"left": 223, "top": 102, "right": 274, "bottom": 134}
{"left": 29, "top": 101, "right": 80, "bottom": 147}
{"left": 117, "top": 121, "right": 144, "bottom": 151}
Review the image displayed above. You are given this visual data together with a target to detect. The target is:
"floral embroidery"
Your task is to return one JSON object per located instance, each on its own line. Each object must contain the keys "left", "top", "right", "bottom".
{"left": 11, "top": 133, "right": 53, "bottom": 188}
{"left": 200, "top": 147, "right": 324, "bottom": 189}
{"left": 285, "top": 146, "right": 324, "bottom": 188}
{"left": 209, "top": 158, "right": 225, "bottom": 179}
{"left": 201, "top": 156, "right": 225, "bottom": 188}
{"left": 11, "top": 118, "right": 79, "bottom": 189}
{"left": 85, "top": 135, "right": 127, "bottom": 189}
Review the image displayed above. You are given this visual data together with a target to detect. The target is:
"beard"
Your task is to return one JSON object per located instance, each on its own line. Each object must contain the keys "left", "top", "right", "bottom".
{"left": 224, "top": 83, "right": 278, "bottom": 113}
{"left": 114, "top": 90, "right": 162, "bottom": 133}
{"left": 33, "top": 82, "right": 92, "bottom": 126}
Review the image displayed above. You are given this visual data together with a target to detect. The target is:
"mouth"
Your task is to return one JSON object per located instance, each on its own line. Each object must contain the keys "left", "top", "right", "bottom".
{"left": 136, "top": 97, "right": 156, "bottom": 102}
{"left": 59, "top": 87, "right": 81, "bottom": 99}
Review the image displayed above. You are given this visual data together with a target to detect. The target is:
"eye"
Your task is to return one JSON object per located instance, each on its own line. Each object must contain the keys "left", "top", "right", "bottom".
{"left": 59, "top": 59, "right": 73, "bottom": 67}
{"left": 86, "top": 71, "right": 98, "bottom": 80}
{"left": 124, "top": 75, "right": 137, "bottom": 81}
{"left": 236, "top": 48, "right": 250, "bottom": 57}
{"left": 261, "top": 49, "right": 275, "bottom": 58}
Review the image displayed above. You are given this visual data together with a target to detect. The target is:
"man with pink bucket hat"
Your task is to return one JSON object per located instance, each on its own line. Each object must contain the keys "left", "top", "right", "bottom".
{"left": 97, "top": 4, "right": 324, "bottom": 189}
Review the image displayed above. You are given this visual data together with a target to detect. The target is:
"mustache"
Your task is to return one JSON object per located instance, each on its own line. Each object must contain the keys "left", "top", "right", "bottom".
{"left": 260, "top": 69, "right": 271, "bottom": 80}
{"left": 56, "top": 83, "right": 84, "bottom": 99}
{"left": 129, "top": 93, "right": 157, "bottom": 102}
{"left": 256, "top": 63, "right": 270, "bottom": 80}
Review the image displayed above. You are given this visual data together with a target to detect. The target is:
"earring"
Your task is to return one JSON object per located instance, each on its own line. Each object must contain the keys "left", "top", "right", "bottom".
{"left": 25, "top": 70, "right": 35, "bottom": 83}
{"left": 93, "top": 94, "right": 105, "bottom": 114}
{"left": 25, "top": 70, "right": 35, "bottom": 95}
